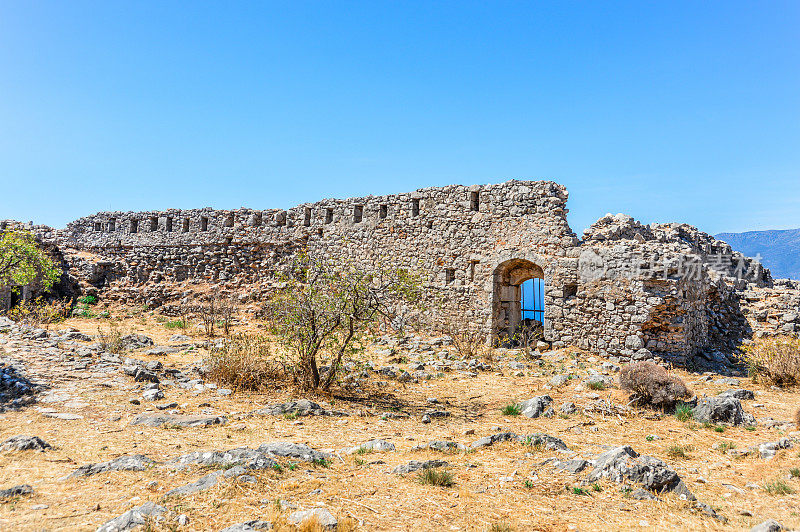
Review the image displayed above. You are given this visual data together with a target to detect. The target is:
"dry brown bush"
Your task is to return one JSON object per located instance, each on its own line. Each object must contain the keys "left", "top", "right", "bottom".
{"left": 741, "top": 337, "right": 800, "bottom": 387}
{"left": 441, "top": 310, "right": 490, "bottom": 361}
{"left": 795, "top": 406, "right": 800, "bottom": 429}
{"left": 205, "top": 333, "right": 286, "bottom": 391}
{"left": 619, "top": 361, "right": 691, "bottom": 409}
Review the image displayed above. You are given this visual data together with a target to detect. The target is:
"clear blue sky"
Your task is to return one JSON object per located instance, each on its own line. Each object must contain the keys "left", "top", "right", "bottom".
{"left": 1, "top": 2, "right": 798, "bottom": 235}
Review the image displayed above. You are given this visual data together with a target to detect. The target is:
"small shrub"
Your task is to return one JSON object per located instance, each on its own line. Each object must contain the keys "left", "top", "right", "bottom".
{"left": 312, "top": 458, "right": 331, "bottom": 468}
{"left": 416, "top": 468, "right": 455, "bottom": 487}
{"left": 97, "top": 325, "right": 124, "bottom": 353}
{"left": 588, "top": 380, "right": 606, "bottom": 391}
{"left": 488, "top": 524, "right": 514, "bottom": 532}
{"left": 163, "top": 319, "right": 187, "bottom": 330}
{"left": 665, "top": 444, "right": 694, "bottom": 459}
{"left": 675, "top": 403, "right": 694, "bottom": 422}
{"left": 719, "top": 442, "right": 736, "bottom": 453}
{"left": 714, "top": 426, "right": 725, "bottom": 433}
{"left": 501, "top": 403, "right": 521, "bottom": 416}
{"left": 789, "top": 467, "right": 800, "bottom": 479}
{"left": 741, "top": 337, "right": 800, "bottom": 387}
{"left": 571, "top": 487, "right": 587, "bottom": 495}
{"left": 205, "top": 333, "right": 286, "bottom": 391}
{"left": 591, "top": 483, "right": 602, "bottom": 492}
{"left": 523, "top": 480, "right": 535, "bottom": 489}
{"left": 619, "top": 361, "right": 692, "bottom": 409}
{"left": 764, "top": 479, "right": 796, "bottom": 495}
{"left": 78, "top": 295, "right": 97, "bottom": 305}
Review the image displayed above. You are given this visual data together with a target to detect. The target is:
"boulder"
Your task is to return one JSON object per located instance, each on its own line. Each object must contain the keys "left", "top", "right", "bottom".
{"left": 586, "top": 446, "right": 694, "bottom": 499}
{"left": 96, "top": 501, "right": 167, "bottom": 532}
{"left": 693, "top": 396, "right": 756, "bottom": 426}
{"left": 517, "top": 396, "right": 553, "bottom": 418}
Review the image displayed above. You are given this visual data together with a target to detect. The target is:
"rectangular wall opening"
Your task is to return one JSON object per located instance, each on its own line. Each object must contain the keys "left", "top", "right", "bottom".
{"left": 325, "top": 208, "right": 333, "bottom": 224}
{"left": 224, "top": 214, "right": 234, "bottom": 228}
{"left": 182, "top": 218, "right": 190, "bottom": 233}
{"left": 412, "top": 199, "right": 420, "bottom": 217}
{"left": 150, "top": 217, "right": 158, "bottom": 231}
{"left": 130, "top": 220, "right": 138, "bottom": 233}
{"left": 93, "top": 222, "right": 102, "bottom": 232}
{"left": 252, "top": 213, "right": 262, "bottom": 227}
{"left": 379, "top": 204, "right": 388, "bottom": 219}
{"left": 445, "top": 268, "right": 455, "bottom": 284}
{"left": 353, "top": 205, "right": 363, "bottom": 223}
{"left": 165, "top": 217, "right": 173, "bottom": 232}
{"left": 200, "top": 217, "right": 208, "bottom": 231}
{"left": 304, "top": 207, "right": 311, "bottom": 227}
{"left": 108, "top": 219, "right": 116, "bottom": 232}
{"left": 470, "top": 191, "right": 480, "bottom": 211}
{"left": 276, "top": 211, "right": 286, "bottom": 227}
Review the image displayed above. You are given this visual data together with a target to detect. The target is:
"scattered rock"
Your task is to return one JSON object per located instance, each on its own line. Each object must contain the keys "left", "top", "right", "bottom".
{"left": 0, "top": 435, "right": 51, "bottom": 452}
{"left": 586, "top": 446, "right": 694, "bottom": 500}
{"left": 287, "top": 508, "right": 337, "bottom": 530}
{"left": 252, "top": 399, "right": 346, "bottom": 417}
{"left": 393, "top": 459, "right": 449, "bottom": 475}
{"left": 751, "top": 519, "right": 784, "bottom": 532}
{"left": 718, "top": 389, "right": 755, "bottom": 401}
{"left": 559, "top": 402, "right": 577, "bottom": 415}
{"left": 345, "top": 439, "right": 395, "bottom": 454}
{"left": 130, "top": 414, "right": 227, "bottom": 428}
{"left": 553, "top": 459, "right": 589, "bottom": 474}
{"left": 96, "top": 501, "right": 167, "bottom": 532}
{"left": 417, "top": 441, "right": 465, "bottom": 452}
{"left": 219, "top": 520, "right": 273, "bottom": 532}
{"left": 0, "top": 484, "right": 33, "bottom": 500}
{"left": 517, "top": 396, "right": 553, "bottom": 418}
{"left": 69, "top": 454, "right": 155, "bottom": 478}
{"left": 757, "top": 438, "right": 793, "bottom": 460}
{"left": 166, "top": 471, "right": 223, "bottom": 496}
{"left": 693, "top": 396, "right": 756, "bottom": 427}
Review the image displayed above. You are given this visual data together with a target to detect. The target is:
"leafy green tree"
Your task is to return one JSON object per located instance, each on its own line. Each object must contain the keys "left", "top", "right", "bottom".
{"left": 0, "top": 230, "right": 61, "bottom": 295}
{"left": 265, "top": 252, "right": 421, "bottom": 390}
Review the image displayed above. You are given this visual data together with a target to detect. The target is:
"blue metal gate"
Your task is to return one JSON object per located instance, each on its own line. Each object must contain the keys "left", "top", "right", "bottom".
{"left": 520, "top": 278, "right": 544, "bottom": 323}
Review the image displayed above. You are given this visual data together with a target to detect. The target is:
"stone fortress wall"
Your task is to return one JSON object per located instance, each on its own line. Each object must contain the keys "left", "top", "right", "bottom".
{"left": 4, "top": 179, "right": 799, "bottom": 367}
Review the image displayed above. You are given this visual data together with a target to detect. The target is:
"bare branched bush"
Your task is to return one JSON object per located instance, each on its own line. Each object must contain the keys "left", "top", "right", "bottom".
{"left": 619, "top": 361, "right": 691, "bottom": 409}
{"left": 265, "top": 251, "right": 422, "bottom": 390}
{"left": 441, "top": 310, "right": 489, "bottom": 360}
{"left": 197, "top": 296, "right": 218, "bottom": 337}
{"left": 741, "top": 337, "right": 800, "bottom": 387}
{"left": 6, "top": 297, "right": 71, "bottom": 329}
{"left": 217, "top": 295, "right": 237, "bottom": 336}
{"left": 205, "top": 333, "right": 286, "bottom": 391}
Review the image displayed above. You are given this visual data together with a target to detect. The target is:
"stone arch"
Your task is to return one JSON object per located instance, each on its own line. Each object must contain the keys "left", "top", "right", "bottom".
{"left": 492, "top": 258, "right": 545, "bottom": 343}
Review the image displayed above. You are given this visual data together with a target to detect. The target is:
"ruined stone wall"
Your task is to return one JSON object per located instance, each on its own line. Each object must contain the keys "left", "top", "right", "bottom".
{"left": 8, "top": 180, "right": 793, "bottom": 365}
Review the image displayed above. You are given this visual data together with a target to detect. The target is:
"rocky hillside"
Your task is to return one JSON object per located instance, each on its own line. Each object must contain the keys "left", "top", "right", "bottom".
{"left": 716, "top": 228, "right": 800, "bottom": 280}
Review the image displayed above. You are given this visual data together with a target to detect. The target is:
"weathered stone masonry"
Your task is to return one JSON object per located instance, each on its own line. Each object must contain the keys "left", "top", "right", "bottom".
{"left": 5, "top": 179, "right": 799, "bottom": 366}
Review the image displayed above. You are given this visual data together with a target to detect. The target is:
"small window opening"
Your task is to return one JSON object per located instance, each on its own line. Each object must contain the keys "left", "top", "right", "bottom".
{"left": 470, "top": 191, "right": 480, "bottom": 211}
{"left": 468, "top": 260, "right": 478, "bottom": 282}
{"left": 108, "top": 219, "right": 116, "bottom": 232}
{"left": 252, "top": 213, "right": 262, "bottom": 227}
{"left": 317, "top": 228, "right": 323, "bottom": 237}
{"left": 150, "top": 217, "right": 158, "bottom": 231}
{"left": 224, "top": 237, "right": 232, "bottom": 246}
{"left": 564, "top": 283, "right": 577, "bottom": 298}
{"left": 445, "top": 268, "right": 456, "bottom": 284}
{"left": 224, "top": 214, "right": 234, "bottom": 228}
{"left": 200, "top": 217, "right": 209, "bottom": 231}
{"left": 93, "top": 222, "right": 102, "bottom": 232}
{"left": 325, "top": 208, "right": 333, "bottom": 224}
{"left": 353, "top": 205, "right": 363, "bottom": 223}
{"left": 304, "top": 207, "right": 311, "bottom": 227}
{"left": 276, "top": 211, "right": 286, "bottom": 227}
{"left": 412, "top": 199, "right": 420, "bottom": 217}
{"left": 426, "top": 221, "right": 433, "bottom": 229}
{"left": 379, "top": 204, "right": 388, "bottom": 219}
{"left": 182, "top": 218, "right": 190, "bottom": 233}
{"left": 165, "top": 217, "right": 173, "bottom": 232}
{"left": 130, "top": 220, "right": 138, "bottom": 233}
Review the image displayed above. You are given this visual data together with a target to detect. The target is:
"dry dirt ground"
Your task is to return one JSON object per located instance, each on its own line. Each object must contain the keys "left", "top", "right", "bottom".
{"left": 1, "top": 311, "right": 799, "bottom": 532}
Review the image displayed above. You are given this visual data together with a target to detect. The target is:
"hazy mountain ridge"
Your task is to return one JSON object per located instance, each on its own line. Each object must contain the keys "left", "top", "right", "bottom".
{"left": 715, "top": 228, "right": 800, "bottom": 280}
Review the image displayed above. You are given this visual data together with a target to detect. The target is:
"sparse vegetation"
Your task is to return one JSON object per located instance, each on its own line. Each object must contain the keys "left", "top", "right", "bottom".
{"left": 588, "top": 380, "right": 606, "bottom": 391}
{"left": 674, "top": 403, "right": 694, "bottom": 421}
{"left": 742, "top": 337, "right": 800, "bottom": 387}
{"left": 0, "top": 229, "right": 60, "bottom": 299}
{"left": 416, "top": 468, "right": 455, "bottom": 487}
{"left": 206, "top": 333, "right": 285, "bottom": 391}
{"left": 96, "top": 324, "right": 125, "bottom": 353}
{"left": 619, "top": 361, "right": 692, "bottom": 409}
{"left": 764, "top": 479, "right": 796, "bottom": 495}
{"left": 665, "top": 444, "right": 694, "bottom": 459}
{"left": 501, "top": 402, "right": 521, "bottom": 416}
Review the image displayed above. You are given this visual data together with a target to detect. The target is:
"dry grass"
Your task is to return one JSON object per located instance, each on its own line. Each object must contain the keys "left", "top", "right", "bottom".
{"left": 2, "top": 313, "right": 800, "bottom": 531}
{"left": 796, "top": 405, "right": 800, "bottom": 429}
{"left": 619, "top": 361, "right": 691, "bottom": 409}
{"left": 205, "top": 333, "right": 287, "bottom": 391}
{"left": 743, "top": 337, "right": 800, "bottom": 387}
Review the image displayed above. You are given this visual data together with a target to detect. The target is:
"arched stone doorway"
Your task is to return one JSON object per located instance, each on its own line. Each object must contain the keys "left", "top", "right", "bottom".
{"left": 492, "top": 258, "right": 545, "bottom": 344}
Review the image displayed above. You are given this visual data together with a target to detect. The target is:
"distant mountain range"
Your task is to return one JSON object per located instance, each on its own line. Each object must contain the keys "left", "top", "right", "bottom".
{"left": 715, "top": 228, "right": 800, "bottom": 280}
